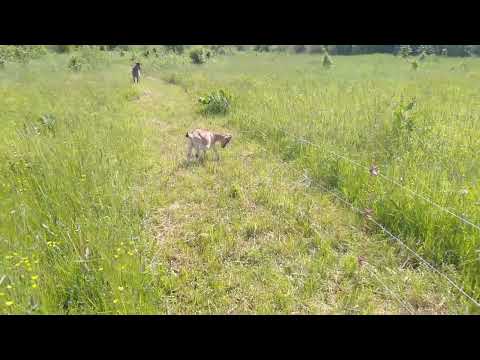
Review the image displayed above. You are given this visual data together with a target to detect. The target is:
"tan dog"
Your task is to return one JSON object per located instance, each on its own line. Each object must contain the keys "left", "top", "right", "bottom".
{"left": 186, "top": 129, "right": 232, "bottom": 161}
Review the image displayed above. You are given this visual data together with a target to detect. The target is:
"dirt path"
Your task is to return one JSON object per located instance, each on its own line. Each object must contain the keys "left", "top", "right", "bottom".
{"left": 130, "top": 77, "right": 468, "bottom": 314}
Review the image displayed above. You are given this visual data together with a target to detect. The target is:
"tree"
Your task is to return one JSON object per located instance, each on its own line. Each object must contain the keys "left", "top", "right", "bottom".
{"left": 164, "top": 45, "right": 185, "bottom": 54}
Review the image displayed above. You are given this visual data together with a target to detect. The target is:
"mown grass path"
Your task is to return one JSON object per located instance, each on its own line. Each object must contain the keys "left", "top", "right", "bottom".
{"left": 133, "top": 75, "right": 471, "bottom": 314}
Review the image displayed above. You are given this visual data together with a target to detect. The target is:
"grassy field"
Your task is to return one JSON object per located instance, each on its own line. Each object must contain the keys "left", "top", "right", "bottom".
{"left": 0, "top": 49, "right": 478, "bottom": 314}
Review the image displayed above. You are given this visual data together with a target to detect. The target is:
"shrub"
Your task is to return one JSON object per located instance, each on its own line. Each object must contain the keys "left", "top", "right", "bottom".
{"left": 293, "top": 45, "right": 307, "bottom": 54}
{"left": 189, "top": 47, "right": 208, "bottom": 64}
{"left": 254, "top": 45, "right": 270, "bottom": 52}
{"left": 68, "top": 55, "right": 84, "bottom": 72}
{"left": 310, "top": 45, "right": 326, "bottom": 54}
{"left": 56, "top": 45, "right": 73, "bottom": 53}
{"left": 335, "top": 45, "right": 353, "bottom": 55}
{"left": 68, "top": 47, "right": 111, "bottom": 72}
{"left": 209, "top": 45, "right": 227, "bottom": 55}
{"left": 271, "top": 45, "right": 289, "bottom": 52}
{"left": 326, "top": 45, "right": 337, "bottom": 55}
{"left": 0, "top": 45, "right": 48, "bottom": 64}
{"left": 198, "top": 89, "right": 232, "bottom": 115}
{"left": 165, "top": 45, "right": 185, "bottom": 54}
{"left": 399, "top": 45, "right": 412, "bottom": 58}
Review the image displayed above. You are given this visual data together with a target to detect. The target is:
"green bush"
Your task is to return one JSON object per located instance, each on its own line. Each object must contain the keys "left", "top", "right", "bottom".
{"left": 165, "top": 45, "right": 185, "bottom": 54}
{"left": 55, "top": 45, "right": 73, "bottom": 53}
{"left": 399, "top": 45, "right": 412, "bottom": 58}
{"left": 198, "top": 89, "right": 232, "bottom": 115}
{"left": 309, "top": 45, "right": 326, "bottom": 54}
{"left": 189, "top": 47, "right": 208, "bottom": 65}
{"left": 68, "top": 47, "right": 111, "bottom": 72}
{"left": 0, "top": 45, "right": 48, "bottom": 64}
{"left": 254, "top": 45, "right": 270, "bottom": 52}
{"left": 293, "top": 45, "right": 307, "bottom": 54}
{"left": 68, "top": 55, "right": 84, "bottom": 72}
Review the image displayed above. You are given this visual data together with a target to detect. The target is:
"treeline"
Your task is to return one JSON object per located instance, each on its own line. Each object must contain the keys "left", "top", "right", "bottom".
{"left": 3, "top": 45, "right": 479, "bottom": 64}
{"left": 244, "top": 45, "right": 480, "bottom": 57}
{"left": 45, "top": 45, "right": 480, "bottom": 57}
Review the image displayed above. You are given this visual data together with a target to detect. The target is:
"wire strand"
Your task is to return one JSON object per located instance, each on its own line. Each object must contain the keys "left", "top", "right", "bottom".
{"left": 237, "top": 129, "right": 480, "bottom": 308}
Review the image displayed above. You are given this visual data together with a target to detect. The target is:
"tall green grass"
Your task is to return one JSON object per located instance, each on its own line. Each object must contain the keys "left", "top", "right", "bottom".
{"left": 1, "top": 50, "right": 478, "bottom": 313}
{"left": 157, "top": 53, "right": 480, "bottom": 298}
{"left": 0, "top": 55, "right": 162, "bottom": 313}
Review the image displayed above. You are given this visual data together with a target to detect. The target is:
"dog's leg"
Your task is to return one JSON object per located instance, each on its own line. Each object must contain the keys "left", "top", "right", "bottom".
{"left": 194, "top": 145, "right": 200, "bottom": 161}
{"left": 213, "top": 145, "right": 219, "bottom": 161}
{"left": 187, "top": 141, "right": 193, "bottom": 161}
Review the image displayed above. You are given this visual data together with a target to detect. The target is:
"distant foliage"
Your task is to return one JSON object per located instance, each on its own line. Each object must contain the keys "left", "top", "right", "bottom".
{"left": 309, "top": 45, "right": 326, "bottom": 54}
{"left": 293, "top": 45, "right": 307, "bottom": 54}
{"left": 0, "top": 45, "right": 48, "bottom": 65}
{"left": 399, "top": 45, "right": 412, "bottom": 58}
{"left": 55, "top": 45, "right": 74, "bottom": 53}
{"left": 351, "top": 45, "right": 363, "bottom": 55}
{"left": 418, "top": 45, "right": 435, "bottom": 55}
{"left": 244, "top": 44, "right": 479, "bottom": 57}
{"left": 68, "top": 47, "right": 111, "bottom": 72}
{"left": 165, "top": 45, "right": 185, "bottom": 54}
{"left": 326, "top": 45, "right": 337, "bottom": 55}
{"left": 209, "top": 45, "right": 228, "bottom": 55}
{"left": 272, "top": 45, "right": 289, "bottom": 52}
{"left": 335, "top": 45, "right": 353, "bottom": 55}
{"left": 254, "top": 45, "right": 270, "bottom": 52}
{"left": 189, "top": 47, "right": 208, "bottom": 64}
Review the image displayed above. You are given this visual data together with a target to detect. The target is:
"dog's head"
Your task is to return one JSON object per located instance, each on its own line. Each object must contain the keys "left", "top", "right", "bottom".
{"left": 221, "top": 134, "right": 232, "bottom": 148}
